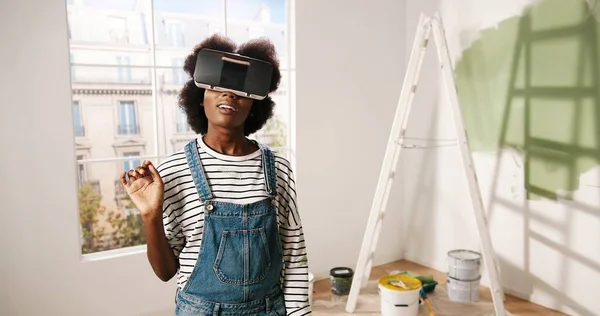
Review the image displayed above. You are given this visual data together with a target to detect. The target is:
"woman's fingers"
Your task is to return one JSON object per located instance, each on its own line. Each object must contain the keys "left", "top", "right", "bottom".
{"left": 124, "top": 162, "right": 155, "bottom": 187}
{"left": 128, "top": 169, "right": 139, "bottom": 182}
{"left": 136, "top": 165, "right": 147, "bottom": 177}
{"left": 145, "top": 161, "right": 161, "bottom": 182}
{"left": 120, "top": 171, "right": 130, "bottom": 187}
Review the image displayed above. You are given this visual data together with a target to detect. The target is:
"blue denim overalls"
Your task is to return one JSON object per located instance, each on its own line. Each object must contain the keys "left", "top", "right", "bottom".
{"left": 175, "top": 139, "right": 286, "bottom": 316}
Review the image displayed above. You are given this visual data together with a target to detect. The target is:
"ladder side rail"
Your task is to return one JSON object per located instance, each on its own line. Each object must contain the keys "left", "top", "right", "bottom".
{"left": 345, "top": 13, "right": 433, "bottom": 313}
{"left": 430, "top": 13, "right": 507, "bottom": 315}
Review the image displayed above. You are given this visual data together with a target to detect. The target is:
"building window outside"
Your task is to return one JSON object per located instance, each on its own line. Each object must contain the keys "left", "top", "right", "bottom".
{"left": 118, "top": 101, "right": 138, "bottom": 135}
{"left": 176, "top": 107, "right": 191, "bottom": 133}
{"left": 172, "top": 58, "right": 185, "bottom": 85}
{"left": 76, "top": 154, "right": 88, "bottom": 185}
{"left": 123, "top": 152, "right": 141, "bottom": 173}
{"left": 66, "top": 0, "right": 293, "bottom": 256}
{"left": 166, "top": 21, "right": 185, "bottom": 47}
{"left": 116, "top": 56, "right": 132, "bottom": 83}
{"left": 73, "top": 101, "right": 85, "bottom": 137}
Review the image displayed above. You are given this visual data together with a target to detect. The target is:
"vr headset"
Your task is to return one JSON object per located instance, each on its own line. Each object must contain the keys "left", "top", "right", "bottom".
{"left": 193, "top": 48, "right": 274, "bottom": 100}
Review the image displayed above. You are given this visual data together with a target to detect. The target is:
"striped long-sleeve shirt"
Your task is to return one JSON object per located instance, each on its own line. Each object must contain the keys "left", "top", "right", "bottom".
{"left": 156, "top": 137, "right": 311, "bottom": 315}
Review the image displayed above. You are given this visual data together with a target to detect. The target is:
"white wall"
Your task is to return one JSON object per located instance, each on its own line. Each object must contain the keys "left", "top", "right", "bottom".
{"left": 0, "top": 0, "right": 407, "bottom": 314}
{"left": 401, "top": 1, "right": 600, "bottom": 315}
{"left": 0, "top": 0, "right": 177, "bottom": 315}
{"left": 295, "top": 0, "right": 407, "bottom": 280}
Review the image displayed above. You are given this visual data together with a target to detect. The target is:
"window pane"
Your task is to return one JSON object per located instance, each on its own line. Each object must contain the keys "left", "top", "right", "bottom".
{"left": 66, "top": 0, "right": 293, "bottom": 256}
{"left": 156, "top": 68, "right": 197, "bottom": 156}
{"left": 72, "top": 101, "right": 85, "bottom": 137}
{"left": 76, "top": 159, "right": 159, "bottom": 254}
{"left": 153, "top": 0, "right": 225, "bottom": 66}
{"left": 69, "top": 77, "right": 155, "bottom": 160}
{"left": 226, "top": 0, "right": 287, "bottom": 60}
{"left": 67, "top": 0, "right": 150, "bottom": 46}
{"left": 250, "top": 70, "right": 289, "bottom": 157}
{"left": 67, "top": 0, "right": 156, "bottom": 162}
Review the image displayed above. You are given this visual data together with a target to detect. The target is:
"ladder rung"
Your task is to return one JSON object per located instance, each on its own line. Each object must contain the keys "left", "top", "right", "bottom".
{"left": 512, "top": 87, "right": 596, "bottom": 98}
{"left": 527, "top": 24, "right": 584, "bottom": 41}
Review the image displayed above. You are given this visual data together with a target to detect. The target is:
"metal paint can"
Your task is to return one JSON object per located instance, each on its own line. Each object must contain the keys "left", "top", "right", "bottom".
{"left": 329, "top": 267, "right": 354, "bottom": 296}
{"left": 447, "top": 275, "right": 480, "bottom": 303}
{"left": 447, "top": 249, "right": 482, "bottom": 281}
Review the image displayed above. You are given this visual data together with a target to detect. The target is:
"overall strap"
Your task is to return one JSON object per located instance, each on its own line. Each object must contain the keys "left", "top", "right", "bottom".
{"left": 258, "top": 143, "right": 278, "bottom": 197}
{"left": 184, "top": 139, "right": 214, "bottom": 203}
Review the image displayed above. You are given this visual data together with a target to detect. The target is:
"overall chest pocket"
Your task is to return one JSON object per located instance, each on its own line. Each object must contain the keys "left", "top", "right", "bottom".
{"left": 213, "top": 227, "right": 272, "bottom": 285}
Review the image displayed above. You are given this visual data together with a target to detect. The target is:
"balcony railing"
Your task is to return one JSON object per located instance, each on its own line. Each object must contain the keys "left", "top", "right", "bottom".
{"left": 117, "top": 124, "right": 140, "bottom": 136}
{"left": 115, "top": 179, "right": 126, "bottom": 196}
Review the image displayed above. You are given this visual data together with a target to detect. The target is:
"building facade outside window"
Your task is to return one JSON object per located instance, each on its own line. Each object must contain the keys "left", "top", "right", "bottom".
{"left": 67, "top": 0, "right": 294, "bottom": 256}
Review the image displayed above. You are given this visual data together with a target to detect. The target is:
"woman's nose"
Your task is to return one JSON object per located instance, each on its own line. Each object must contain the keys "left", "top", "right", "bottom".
{"left": 221, "top": 91, "right": 237, "bottom": 99}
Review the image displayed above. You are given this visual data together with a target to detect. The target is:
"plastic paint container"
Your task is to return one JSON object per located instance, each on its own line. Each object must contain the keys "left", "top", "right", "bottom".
{"left": 447, "top": 249, "right": 482, "bottom": 281}
{"left": 378, "top": 274, "right": 422, "bottom": 316}
{"left": 447, "top": 275, "right": 480, "bottom": 303}
{"left": 308, "top": 272, "right": 314, "bottom": 305}
{"left": 330, "top": 267, "right": 354, "bottom": 296}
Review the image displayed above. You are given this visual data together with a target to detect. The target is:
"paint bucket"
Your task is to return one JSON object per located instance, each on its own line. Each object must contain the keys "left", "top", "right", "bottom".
{"left": 308, "top": 272, "right": 314, "bottom": 305}
{"left": 447, "top": 249, "right": 482, "bottom": 281}
{"left": 447, "top": 275, "right": 480, "bottom": 303}
{"left": 330, "top": 267, "right": 353, "bottom": 295}
{"left": 378, "top": 274, "right": 422, "bottom": 316}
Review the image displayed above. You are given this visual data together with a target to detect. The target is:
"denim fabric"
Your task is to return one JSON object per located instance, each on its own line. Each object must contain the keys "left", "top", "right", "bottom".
{"left": 175, "top": 139, "right": 284, "bottom": 315}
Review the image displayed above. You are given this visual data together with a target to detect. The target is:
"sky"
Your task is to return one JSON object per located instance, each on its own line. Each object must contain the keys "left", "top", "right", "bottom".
{"left": 74, "top": 0, "right": 287, "bottom": 24}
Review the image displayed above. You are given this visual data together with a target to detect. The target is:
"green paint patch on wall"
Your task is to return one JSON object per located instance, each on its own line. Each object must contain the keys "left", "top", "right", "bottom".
{"left": 455, "top": 0, "right": 600, "bottom": 200}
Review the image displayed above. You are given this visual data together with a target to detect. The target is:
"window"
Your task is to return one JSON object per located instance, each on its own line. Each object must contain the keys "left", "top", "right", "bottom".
{"left": 72, "top": 101, "right": 84, "bottom": 137}
{"left": 66, "top": 0, "right": 294, "bottom": 256}
{"left": 116, "top": 56, "right": 132, "bottom": 82}
{"left": 166, "top": 21, "right": 185, "bottom": 47}
{"left": 123, "top": 152, "right": 141, "bottom": 173}
{"left": 76, "top": 154, "right": 88, "bottom": 185}
{"left": 118, "top": 101, "right": 138, "bottom": 135}
{"left": 176, "top": 107, "right": 190, "bottom": 133}
{"left": 171, "top": 58, "right": 185, "bottom": 85}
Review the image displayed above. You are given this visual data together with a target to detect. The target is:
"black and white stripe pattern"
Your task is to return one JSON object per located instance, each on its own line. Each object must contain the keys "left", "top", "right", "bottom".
{"left": 157, "top": 137, "right": 311, "bottom": 315}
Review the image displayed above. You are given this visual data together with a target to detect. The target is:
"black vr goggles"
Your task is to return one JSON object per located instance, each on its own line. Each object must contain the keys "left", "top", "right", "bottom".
{"left": 193, "top": 48, "right": 274, "bottom": 100}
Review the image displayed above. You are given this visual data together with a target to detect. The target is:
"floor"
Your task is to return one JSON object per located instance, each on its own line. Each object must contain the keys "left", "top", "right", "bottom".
{"left": 311, "top": 260, "right": 566, "bottom": 316}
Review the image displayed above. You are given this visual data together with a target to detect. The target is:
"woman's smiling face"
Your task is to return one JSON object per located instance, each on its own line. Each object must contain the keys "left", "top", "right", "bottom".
{"left": 203, "top": 89, "right": 254, "bottom": 131}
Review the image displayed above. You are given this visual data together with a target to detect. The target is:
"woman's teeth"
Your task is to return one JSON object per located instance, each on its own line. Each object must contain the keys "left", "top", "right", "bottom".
{"left": 218, "top": 104, "right": 237, "bottom": 112}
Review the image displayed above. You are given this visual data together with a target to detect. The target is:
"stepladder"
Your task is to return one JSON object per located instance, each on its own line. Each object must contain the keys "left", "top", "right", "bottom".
{"left": 344, "top": 11, "right": 508, "bottom": 316}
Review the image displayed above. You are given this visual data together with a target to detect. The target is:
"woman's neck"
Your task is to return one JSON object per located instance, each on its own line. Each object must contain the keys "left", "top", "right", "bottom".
{"left": 203, "top": 125, "right": 257, "bottom": 156}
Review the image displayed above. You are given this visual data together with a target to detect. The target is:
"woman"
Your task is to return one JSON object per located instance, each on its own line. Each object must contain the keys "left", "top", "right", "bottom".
{"left": 120, "top": 34, "right": 310, "bottom": 316}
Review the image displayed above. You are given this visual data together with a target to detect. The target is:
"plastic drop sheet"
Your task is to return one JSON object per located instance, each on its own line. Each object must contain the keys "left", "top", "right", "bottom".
{"left": 312, "top": 279, "right": 513, "bottom": 316}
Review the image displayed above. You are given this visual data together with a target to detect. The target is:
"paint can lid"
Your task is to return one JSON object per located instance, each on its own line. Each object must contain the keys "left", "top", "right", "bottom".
{"left": 447, "top": 249, "right": 482, "bottom": 261}
{"left": 330, "top": 267, "right": 354, "bottom": 278}
{"left": 378, "top": 274, "right": 422, "bottom": 291}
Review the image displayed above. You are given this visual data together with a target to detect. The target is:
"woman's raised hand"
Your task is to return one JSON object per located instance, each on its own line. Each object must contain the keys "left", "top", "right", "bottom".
{"left": 120, "top": 160, "right": 164, "bottom": 219}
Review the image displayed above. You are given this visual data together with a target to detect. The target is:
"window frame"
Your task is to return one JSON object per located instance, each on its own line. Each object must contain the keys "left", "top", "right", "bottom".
{"left": 68, "top": 0, "right": 296, "bottom": 259}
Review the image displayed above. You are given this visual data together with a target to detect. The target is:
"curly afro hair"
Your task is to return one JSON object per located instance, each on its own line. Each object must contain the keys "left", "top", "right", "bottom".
{"left": 178, "top": 34, "right": 281, "bottom": 136}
